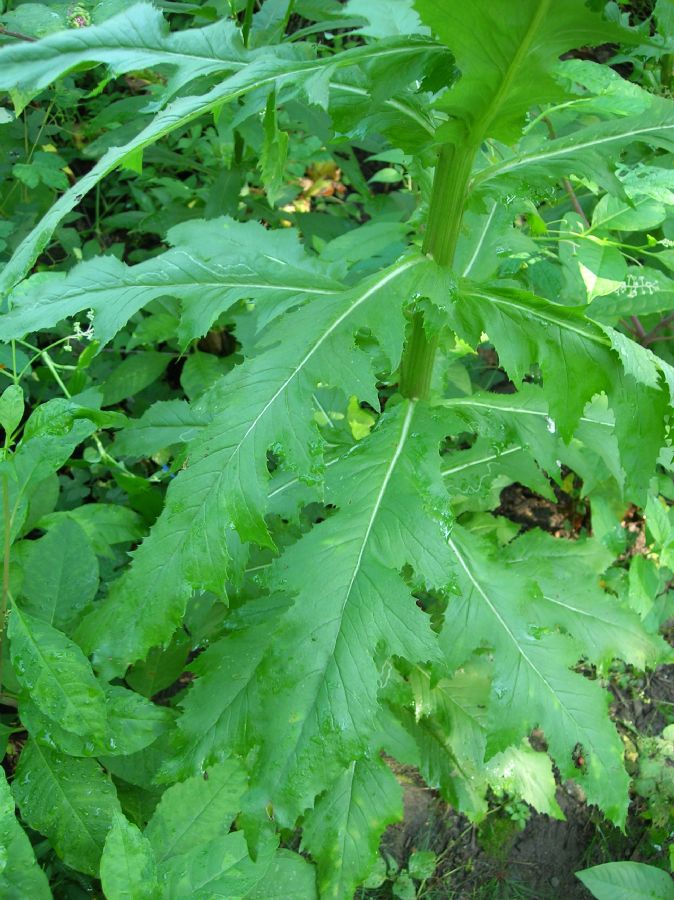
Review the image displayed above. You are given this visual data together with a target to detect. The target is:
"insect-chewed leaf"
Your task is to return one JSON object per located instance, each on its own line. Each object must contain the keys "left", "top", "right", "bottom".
{"left": 445, "top": 281, "right": 671, "bottom": 499}
{"left": 1, "top": 218, "right": 342, "bottom": 349}
{"left": 75, "top": 258, "right": 423, "bottom": 677}
{"left": 503, "top": 530, "right": 673, "bottom": 672}
{"left": 238, "top": 400, "right": 451, "bottom": 828}
{"left": 443, "top": 525, "right": 631, "bottom": 826}
{"left": 301, "top": 757, "right": 403, "bottom": 900}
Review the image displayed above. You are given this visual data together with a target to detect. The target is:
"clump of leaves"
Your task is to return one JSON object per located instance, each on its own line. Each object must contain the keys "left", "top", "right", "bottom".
{"left": 1, "top": 0, "right": 674, "bottom": 897}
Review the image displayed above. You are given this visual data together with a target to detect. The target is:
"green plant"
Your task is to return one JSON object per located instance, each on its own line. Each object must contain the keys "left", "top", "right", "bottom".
{"left": 577, "top": 860, "right": 674, "bottom": 899}
{"left": 1, "top": 0, "right": 674, "bottom": 897}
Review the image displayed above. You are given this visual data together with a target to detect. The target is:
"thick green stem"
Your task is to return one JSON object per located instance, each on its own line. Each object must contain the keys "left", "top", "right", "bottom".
{"left": 400, "top": 143, "right": 476, "bottom": 399}
{"left": 1, "top": 475, "right": 10, "bottom": 693}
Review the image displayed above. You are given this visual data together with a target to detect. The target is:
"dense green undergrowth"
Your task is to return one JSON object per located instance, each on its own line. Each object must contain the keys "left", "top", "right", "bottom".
{"left": 1, "top": 0, "right": 674, "bottom": 897}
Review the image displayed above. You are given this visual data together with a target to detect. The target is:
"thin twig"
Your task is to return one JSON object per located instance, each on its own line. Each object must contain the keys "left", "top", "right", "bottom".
{"left": 641, "top": 311, "right": 674, "bottom": 345}
{"left": 630, "top": 315, "right": 646, "bottom": 340}
{"left": 0, "top": 26, "right": 37, "bottom": 42}
{"left": 543, "top": 117, "right": 590, "bottom": 227}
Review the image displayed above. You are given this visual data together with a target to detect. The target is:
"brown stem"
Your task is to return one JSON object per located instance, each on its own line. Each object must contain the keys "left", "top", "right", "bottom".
{"left": 641, "top": 311, "right": 674, "bottom": 345}
{"left": 543, "top": 117, "right": 590, "bottom": 227}
{"left": 0, "top": 26, "right": 37, "bottom": 42}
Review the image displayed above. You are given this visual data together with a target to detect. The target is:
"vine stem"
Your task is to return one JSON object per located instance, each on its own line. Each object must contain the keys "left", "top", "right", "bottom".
{"left": 399, "top": 142, "right": 477, "bottom": 399}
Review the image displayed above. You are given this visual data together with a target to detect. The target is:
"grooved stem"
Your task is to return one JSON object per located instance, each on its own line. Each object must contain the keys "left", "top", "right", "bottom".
{"left": 399, "top": 143, "right": 476, "bottom": 399}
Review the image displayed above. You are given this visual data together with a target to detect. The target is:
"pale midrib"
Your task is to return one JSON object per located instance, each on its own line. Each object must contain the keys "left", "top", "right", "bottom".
{"left": 51, "top": 279, "right": 340, "bottom": 298}
{"left": 470, "top": 0, "right": 550, "bottom": 143}
{"left": 445, "top": 397, "right": 613, "bottom": 427}
{"left": 462, "top": 201, "right": 498, "bottom": 277}
{"left": 479, "top": 120, "right": 674, "bottom": 184}
{"left": 343, "top": 400, "right": 416, "bottom": 603}
{"left": 587, "top": 195, "right": 653, "bottom": 234}
{"left": 467, "top": 289, "right": 608, "bottom": 344}
{"left": 226, "top": 260, "right": 420, "bottom": 462}
{"left": 543, "top": 593, "right": 623, "bottom": 627}
{"left": 1, "top": 41, "right": 441, "bottom": 298}
{"left": 447, "top": 536, "right": 567, "bottom": 710}
{"left": 273, "top": 401, "right": 417, "bottom": 786}
{"left": 331, "top": 82, "right": 436, "bottom": 135}
{"left": 441, "top": 444, "right": 523, "bottom": 477}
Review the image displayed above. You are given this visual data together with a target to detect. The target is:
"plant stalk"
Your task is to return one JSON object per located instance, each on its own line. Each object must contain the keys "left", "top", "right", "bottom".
{"left": 0, "top": 476, "right": 11, "bottom": 693}
{"left": 399, "top": 143, "right": 476, "bottom": 399}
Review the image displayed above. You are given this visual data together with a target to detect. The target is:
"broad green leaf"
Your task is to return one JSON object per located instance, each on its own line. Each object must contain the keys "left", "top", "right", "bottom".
{"left": 443, "top": 526, "right": 631, "bottom": 825}
{"left": 0, "top": 384, "right": 24, "bottom": 438}
{"left": 126, "top": 633, "right": 191, "bottom": 698}
{"left": 145, "top": 759, "right": 247, "bottom": 864}
{"left": 12, "top": 152, "right": 68, "bottom": 190}
{"left": 20, "top": 684, "right": 173, "bottom": 757}
{"left": 166, "top": 596, "right": 292, "bottom": 781}
{"left": 0, "top": 768, "right": 51, "bottom": 899}
{"left": 503, "top": 531, "right": 672, "bottom": 672}
{"left": 101, "top": 352, "right": 172, "bottom": 406}
{"left": 244, "top": 850, "right": 317, "bottom": 900}
{"left": 100, "top": 811, "right": 160, "bottom": 900}
{"left": 12, "top": 740, "right": 121, "bottom": 876}
{"left": 402, "top": 663, "right": 491, "bottom": 819}
{"left": 656, "top": 0, "right": 674, "bottom": 38}
{"left": 112, "top": 396, "right": 219, "bottom": 456}
{"left": 158, "top": 830, "right": 279, "bottom": 900}
{"left": 447, "top": 281, "right": 670, "bottom": 498}
{"left": 1, "top": 218, "right": 342, "bottom": 349}
{"left": 416, "top": 0, "right": 629, "bottom": 144}
{"left": 38, "top": 504, "right": 145, "bottom": 555}
{"left": 302, "top": 758, "right": 402, "bottom": 900}
{"left": 16, "top": 518, "right": 98, "bottom": 633}
{"left": 0, "top": 399, "right": 99, "bottom": 545}
{"left": 486, "top": 744, "right": 564, "bottom": 820}
{"left": 76, "top": 258, "right": 424, "bottom": 677}
{"left": 477, "top": 100, "right": 674, "bottom": 193}
{"left": 345, "top": 0, "right": 428, "bottom": 38}
{"left": 591, "top": 194, "right": 667, "bottom": 233}
{"left": 575, "top": 238, "right": 627, "bottom": 301}
{"left": 8, "top": 606, "right": 108, "bottom": 741}
{"left": 577, "top": 861, "right": 674, "bottom": 900}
